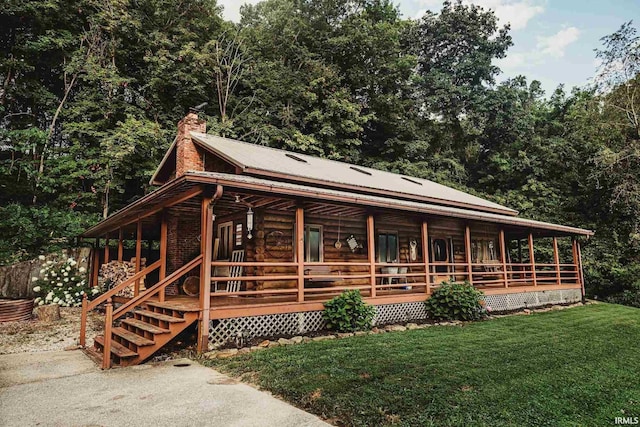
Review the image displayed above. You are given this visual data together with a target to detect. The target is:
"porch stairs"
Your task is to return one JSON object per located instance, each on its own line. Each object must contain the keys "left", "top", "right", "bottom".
{"left": 80, "top": 255, "right": 204, "bottom": 369}
{"left": 84, "top": 301, "right": 199, "bottom": 368}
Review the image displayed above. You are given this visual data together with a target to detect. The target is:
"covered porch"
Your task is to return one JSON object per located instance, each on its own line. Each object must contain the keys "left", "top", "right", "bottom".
{"left": 80, "top": 172, "right": 589, "bottom": 356}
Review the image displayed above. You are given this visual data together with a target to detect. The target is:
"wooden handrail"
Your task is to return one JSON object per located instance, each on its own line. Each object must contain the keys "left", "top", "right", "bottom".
{"left": 87, "top": 260, "right": 162, "bottom": 311}
{"left": 113, "top": 255, "right": 203, "bottom": 319}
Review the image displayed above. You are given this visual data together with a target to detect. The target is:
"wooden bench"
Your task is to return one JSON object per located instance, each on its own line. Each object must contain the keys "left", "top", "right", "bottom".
{"left": 304, "top": 266, "right": 343, "bottom": 288}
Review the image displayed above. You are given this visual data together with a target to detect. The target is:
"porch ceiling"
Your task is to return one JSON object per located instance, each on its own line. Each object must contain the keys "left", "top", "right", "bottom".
{"left": 82, "top": 172, "right": 594, "bottom": 238}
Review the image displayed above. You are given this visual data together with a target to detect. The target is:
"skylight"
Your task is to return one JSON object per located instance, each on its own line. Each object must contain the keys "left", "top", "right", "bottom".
{"left": 401, "top": 176, "right": 423, "bottom": 186}
{"left": 349, "top": 166, "right": 372, "bottom": 176}
{"left": 285, "top": 153, "right": 308, "bottom": 163}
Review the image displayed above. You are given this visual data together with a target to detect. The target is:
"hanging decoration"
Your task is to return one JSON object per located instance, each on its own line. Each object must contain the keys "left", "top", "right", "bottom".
{"left": 334, "top": 216, "right": 342, "bottom": 249}
{"left": 246, "top": 207, "right": 254, "bottom": 239}
{"left": 409, "top": 239, "right": 418, "bottom": 261}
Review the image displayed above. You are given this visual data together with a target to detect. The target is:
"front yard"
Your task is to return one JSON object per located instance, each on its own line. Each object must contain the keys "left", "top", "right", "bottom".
{"left": 206, "top": 303, "right": 640, "bottom": 426}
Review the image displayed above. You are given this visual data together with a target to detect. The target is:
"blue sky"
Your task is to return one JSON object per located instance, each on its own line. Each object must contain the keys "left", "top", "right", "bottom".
{"left": 219, "top": 0, "right": 640, "bottom": 95}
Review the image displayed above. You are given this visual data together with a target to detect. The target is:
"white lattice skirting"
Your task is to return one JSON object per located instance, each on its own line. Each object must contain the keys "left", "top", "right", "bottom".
{"left": 208, "top": 289, "right": 583, "bottom": 347}
{"left": 482, "top": 289, "right": 582, "bottom": 312}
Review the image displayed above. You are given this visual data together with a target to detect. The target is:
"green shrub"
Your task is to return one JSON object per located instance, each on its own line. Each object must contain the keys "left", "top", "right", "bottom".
{"left": 425, "top": 281, "right": 487, "bottom": 321}
{"left": 323, "top": 290, "right": 375, "bottom": 332}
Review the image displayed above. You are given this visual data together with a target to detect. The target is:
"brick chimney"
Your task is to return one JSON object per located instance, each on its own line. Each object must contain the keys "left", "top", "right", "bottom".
{"left": 175, "top": 112, "right": 206, "bottom": 177}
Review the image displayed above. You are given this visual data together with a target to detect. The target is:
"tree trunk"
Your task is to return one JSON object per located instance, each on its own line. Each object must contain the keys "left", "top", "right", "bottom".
{"left": 35, "top": 304, "right": 61, "bottom": 322}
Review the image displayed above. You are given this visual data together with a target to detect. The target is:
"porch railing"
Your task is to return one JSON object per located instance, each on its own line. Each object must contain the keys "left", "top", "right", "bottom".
{"left": 207, "top": 259, "right": 581, "bottom": 306}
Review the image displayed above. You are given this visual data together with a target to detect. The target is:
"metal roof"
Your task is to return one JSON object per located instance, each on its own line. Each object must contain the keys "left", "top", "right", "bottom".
{"left": 82, "top": 171, "right": 593, "bottom": 238}
{"left": 190, "top": 132, "right": 518, "bottom": 216}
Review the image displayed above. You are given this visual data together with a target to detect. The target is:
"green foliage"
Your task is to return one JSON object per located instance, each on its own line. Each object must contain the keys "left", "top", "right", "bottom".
{"left": 32, "top": 254, "right": 98, "bottom": 307}
{"left": 425, "top": 281, "right": 487, "bottom": 321}
{"left": 323, "top": 290, "right": 375, "bottom": 332}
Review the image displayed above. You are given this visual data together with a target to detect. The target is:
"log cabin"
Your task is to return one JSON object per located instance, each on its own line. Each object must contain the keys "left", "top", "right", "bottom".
{"left": 79, "top": 111, "right": 593, "bottom": 368}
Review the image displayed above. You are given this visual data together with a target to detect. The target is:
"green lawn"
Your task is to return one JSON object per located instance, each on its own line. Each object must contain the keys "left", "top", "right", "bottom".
{"left": 205, "top": 303, "right": 640, "bottom": 426}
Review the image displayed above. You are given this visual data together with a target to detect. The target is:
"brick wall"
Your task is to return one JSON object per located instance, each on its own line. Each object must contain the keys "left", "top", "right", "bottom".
{"left": 165, "top": 208, "right": 201, "bottom": 295}
{"left": 175, "top": 112, "right": 206, "bottom": 177}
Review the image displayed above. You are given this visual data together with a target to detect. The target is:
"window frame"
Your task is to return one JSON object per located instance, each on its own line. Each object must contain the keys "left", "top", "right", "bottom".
{"left": 216, "top": 221, "right": 234, "bottom": 260}
{"left": 304, "top": 224, "right": 324, "bottom": 263}
{"left": 377, "top": 230, "right": 400, "bottom": 263}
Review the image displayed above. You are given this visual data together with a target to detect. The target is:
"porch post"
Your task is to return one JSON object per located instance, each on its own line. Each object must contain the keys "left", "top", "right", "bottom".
{"left": 134, "top": 219, "right": 142, "bottom": 297}
{"left": 159, "top": 210, "right": 168, "bottom": 302}
{"left": 553, "top": 237, "right": 561, "bottom": 285}
{"left": 577, "top": 240, "right": 585, "bottom": 297}
{"left": 499, "top": 229, "right": 508, "bottom": 288}
{"left": 367, "top": 214, "right": 376, "bottom": 298}
{"left": 103, "top": 235, "right": 110, "bottom": 264}
{"left": 421, "top": 220, "right": 430, "bottom": 294}
{"left": 91, "top": 237, "right": 100, "bottom": 288}
{"left": 528, "top": 232, "right": 537, "bottom": 286}
{"left": 117, "top": 229, "right": 123, "bottom": 262}
{"left": 295, "top": 207, "right": 305, "bottom": 302}
{"left": 464, "top": 225, "right": 473, "bottom": 285}
{"left": 198, "top": 196, "right": 213, "bottom": 353}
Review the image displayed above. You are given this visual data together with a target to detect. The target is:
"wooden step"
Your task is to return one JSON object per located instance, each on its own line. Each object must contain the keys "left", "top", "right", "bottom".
{"left": 122, "top": 318, "right": 170, "bottom": 334}
{"left": 111, "top": 327, "right": 155, "bottom": 346}
{"left": 94, "top": 336, "right": 138, "bottom": 358}
{"left": 146, "top": 301, "right": 200, "bottom": 312}
{"left": 134, "top": 309, "right": 185, "bottom": 323}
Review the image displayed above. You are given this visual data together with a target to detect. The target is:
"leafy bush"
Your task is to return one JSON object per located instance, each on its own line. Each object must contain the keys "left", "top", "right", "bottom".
{"left": 32, "top": 255, "right": 99, "bottom": 307}
{"left": 425, "top": 281, "right": 488, "bottom": 321}
{"left": 323, "top": 290, "right": 375, "bottom": 332}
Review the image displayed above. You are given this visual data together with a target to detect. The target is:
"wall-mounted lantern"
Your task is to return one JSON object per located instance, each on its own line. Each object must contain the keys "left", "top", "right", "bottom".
{"left": 246, "top": 207, "right": 254, "bottom": 239}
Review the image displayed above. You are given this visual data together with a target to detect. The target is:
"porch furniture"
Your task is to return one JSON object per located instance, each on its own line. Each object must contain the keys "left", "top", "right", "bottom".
{"left": 213, "top": 250, "right": 245, "bottom": 293}
{"left": 304, "top": 265, "right": 343, "bottom": 287}
{"left": 380, "top": 266, "right": 409, "bottom": 286}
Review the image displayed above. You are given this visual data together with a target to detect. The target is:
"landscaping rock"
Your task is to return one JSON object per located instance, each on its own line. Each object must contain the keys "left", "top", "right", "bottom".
{"left": 278, "top": 338, "right": 294, "bottom": 346}
{"left": 406, "top": 323, "right": 419, "bottom": 330}
{"left": 267, "top": 341, "right": 280, "bottom": 348}
{"left": 257, "top": 340, "right": 270, "bottom": 347}
{"left": 337, "top": 332, "right": 354, "bottom": 338}
{"left": 238, "top": 347, "right": 252, "bottom": 354}
{"left": 250, "top": 346, "right": 265, "bottom": 352}
{"left": 354, "top": 331, "right": 368, "bottom": 336}
{"left": 203, "top": 351, "right": 218, "bottom": 359}
{"left": 523, "top": 309, "right": 531, "bottom": 315}
{"left": 312, "top": 335, "right": 336, "bottom": 342}
{"left": 216, "top": 349, "right": 238, "bottom": 359}
{"left": 385, "top": 325, "right": 406, "bottom": 332}
{"left": 291, "top": 336, "right": 303, "bottom": 344}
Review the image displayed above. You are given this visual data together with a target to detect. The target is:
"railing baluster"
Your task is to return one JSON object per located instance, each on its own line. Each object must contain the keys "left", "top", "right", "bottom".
{"left": 80, "top": 294, "right": 88, "bottom": 348}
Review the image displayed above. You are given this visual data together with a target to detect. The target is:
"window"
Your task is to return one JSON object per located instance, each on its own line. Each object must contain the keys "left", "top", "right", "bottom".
{"left": 377, "top": 232, "right": 399, "bottom": 263}
{"left": 305, "top": 225, "right": 323, "bottom": 262}
{"left": 431, "top": 238, "right": 451, "bottom": 274}
{"left": 217, "top": 221, "right": 233, "bottom": 259}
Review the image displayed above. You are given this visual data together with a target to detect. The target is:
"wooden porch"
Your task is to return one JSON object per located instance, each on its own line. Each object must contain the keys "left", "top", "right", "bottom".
{"left": 79, "top": 178, "right": 588, "bottom": 368}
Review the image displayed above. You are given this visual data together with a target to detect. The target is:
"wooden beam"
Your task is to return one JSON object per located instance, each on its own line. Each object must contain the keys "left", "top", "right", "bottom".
{"left": 577, "top": 240, "right": 585, "bottom": 297}
{"left": 465, "top": 225, "right": 473, "bottom": 285}
{"left": 117, "top": 229, "right": 123, "bottom": 262}
{"left": 499, "top": 229, "right": 508, "bottom": 288}
{"left": 553, "top": 237, "right": 561, "bottom": 285}
{"left": 92, "top": 238, "right": 100, "bottom": 289}
{"left": 134, "top": 219, "right": 142, "bottom": 297}
{"left": 296, "top": 207, "right": 305, "bottom": 302}
{"left": 198, "top": 196, "right": 214, "bottom": 353}
{"left": 367, "top": 214, "right": 376, "bottom": 298}
{"left": 103, "top": 236, "right": 110, "bottom": 264}
{"left": 421, "top": 221, "right": 430, "bottom": 294}
{"left": 528, "top": 232, "right": 537, "bottom": 286}
{"left": 159, "top": 210, "right": 168, "bottom": 302}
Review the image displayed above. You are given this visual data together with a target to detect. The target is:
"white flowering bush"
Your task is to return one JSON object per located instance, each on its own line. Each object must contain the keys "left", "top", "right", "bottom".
{"left": 31, "top": 254, "right": 100, "bottom": 307}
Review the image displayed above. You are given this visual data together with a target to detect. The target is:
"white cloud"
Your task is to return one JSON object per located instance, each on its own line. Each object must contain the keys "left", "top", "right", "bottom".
{"left": 536, "top": 27, "right": 581, "bottom": 58}
{"left": 494, "top": 52, "right": 527, "bottom": 71}
{"left": 412, "top": 0, "right": 544, "bottom": 31}
{"left": 218, "top": 0, "right": 261, "bottom": 22}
